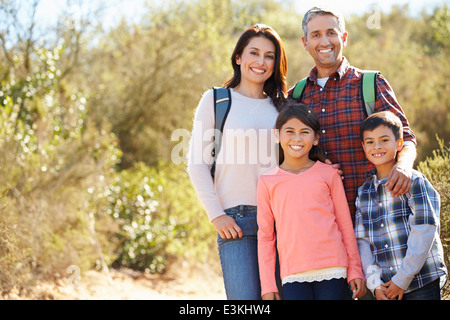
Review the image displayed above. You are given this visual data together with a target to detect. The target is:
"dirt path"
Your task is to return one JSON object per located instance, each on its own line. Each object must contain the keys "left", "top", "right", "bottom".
{"left": 5, "top": 263, "right": 226, "bottom": 300}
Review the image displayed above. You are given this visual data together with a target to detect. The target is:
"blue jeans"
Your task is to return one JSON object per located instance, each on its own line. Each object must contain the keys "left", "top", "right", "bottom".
{"left": 217, "top": 205, "right": 261, "bottom": 300}
{"left": 402, "top": 279, "right": 441, "bottom": 300}
{"left": 283, "top": 278, "right": 347, "bottom": 300}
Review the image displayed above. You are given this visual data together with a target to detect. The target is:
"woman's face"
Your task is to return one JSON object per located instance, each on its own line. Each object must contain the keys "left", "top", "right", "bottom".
{"left": 235, "top": 36, "right": 276, "bottom": 87}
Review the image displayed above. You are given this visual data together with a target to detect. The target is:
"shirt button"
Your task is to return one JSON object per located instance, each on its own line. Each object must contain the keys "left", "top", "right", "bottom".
{"left": 379, "top": 203, "right": 383, "bottom": 207}
{"left": 322, "top": 108, "right": 326, "bottom": 112}
{"left": 385, "top": 244, "right": 389, "bottom": 248}
{"left": 322, "top": 130, "right": 326, "bottom": 134}
{"left": 390, "top": 267, "right": 394, "bottom": 271}
{"left": 320, "top": 88, "right": 323, "bottom": 92}
{"left": 380, "top": 223, "right": 384, "bottom": 227}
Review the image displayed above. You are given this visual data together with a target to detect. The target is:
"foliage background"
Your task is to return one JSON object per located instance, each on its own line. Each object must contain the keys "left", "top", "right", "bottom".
{"left": 0, "top": 0, "right": 448, "bottom": 297}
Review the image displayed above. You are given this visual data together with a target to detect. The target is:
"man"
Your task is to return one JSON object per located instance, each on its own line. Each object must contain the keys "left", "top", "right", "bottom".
{"left": 290, "top": 6, "right": 417, "bottom": 219}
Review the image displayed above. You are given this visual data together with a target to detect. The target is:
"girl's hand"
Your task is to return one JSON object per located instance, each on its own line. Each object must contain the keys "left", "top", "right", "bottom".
{"left": 262, "top": 292, "right": 281, "bottom": 300}
{"left": 211, "top": 214, "right": 243, "bottom": 239}
{"left": 349, "top": 278, "right": 367, "bottom": 299}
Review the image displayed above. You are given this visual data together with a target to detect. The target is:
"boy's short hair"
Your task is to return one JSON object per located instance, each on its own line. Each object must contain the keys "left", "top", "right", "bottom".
{"left": 360, "top": 111, "right": 403, "bottom": 141}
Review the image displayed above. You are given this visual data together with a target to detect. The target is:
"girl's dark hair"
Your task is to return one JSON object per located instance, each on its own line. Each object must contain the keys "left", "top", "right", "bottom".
{"left": 224, "top": 24, "right": 287, "bottom": 110}
{"left": 275, "top": 100, "right": 326, "bottom": 164}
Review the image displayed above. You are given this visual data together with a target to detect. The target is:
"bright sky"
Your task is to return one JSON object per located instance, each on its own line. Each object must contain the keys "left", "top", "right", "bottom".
{"left": 27, "top": 0, "right": 448, "bottom": 31}
{"left": 292, "top": 0, "right": 446, "bottom": 15}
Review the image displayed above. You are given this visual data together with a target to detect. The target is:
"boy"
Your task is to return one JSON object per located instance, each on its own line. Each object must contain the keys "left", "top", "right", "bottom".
{"left": 355, "top": 111, "right": 447, "bottom": 300}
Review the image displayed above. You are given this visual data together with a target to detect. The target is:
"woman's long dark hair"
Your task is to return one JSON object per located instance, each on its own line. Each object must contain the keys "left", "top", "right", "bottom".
{"left": 275, "top": 100, "right": 326, "bottom": 164}
{"left": 224, "top": 24, "right": 287, "bottom": 111}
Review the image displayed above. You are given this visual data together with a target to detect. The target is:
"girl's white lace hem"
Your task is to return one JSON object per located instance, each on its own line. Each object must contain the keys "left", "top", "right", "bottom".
{"left": 282, "top": 267, "right": 347, "bottom": 284}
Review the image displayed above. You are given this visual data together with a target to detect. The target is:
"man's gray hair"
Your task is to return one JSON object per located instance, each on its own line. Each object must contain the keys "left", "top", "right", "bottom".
{"left": 302, "top": 6, "right": 346, "bottom": 38}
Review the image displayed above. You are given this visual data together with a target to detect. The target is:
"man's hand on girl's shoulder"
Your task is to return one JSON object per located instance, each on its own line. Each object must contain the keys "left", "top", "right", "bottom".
{"left": 325, "top": 159, "right": 344, "bottom": 179}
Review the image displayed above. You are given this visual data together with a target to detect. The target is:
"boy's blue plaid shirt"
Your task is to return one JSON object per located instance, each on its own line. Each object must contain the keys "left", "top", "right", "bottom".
{"left": 355, "top": 169, "right": 447, "bottom": 293}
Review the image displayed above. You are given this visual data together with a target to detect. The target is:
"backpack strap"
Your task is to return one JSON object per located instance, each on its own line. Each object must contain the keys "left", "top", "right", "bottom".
{"left": 291, "top": 77, "right": 307, "bottom": 100}
{"left": 293, "top": 72, "right": 379, "bottom": 117}
{"left": 211, "top": 87, "right": 231, "bottom": 179}
{"left": 361, "top": 71, "right": 379, "bottom": 117}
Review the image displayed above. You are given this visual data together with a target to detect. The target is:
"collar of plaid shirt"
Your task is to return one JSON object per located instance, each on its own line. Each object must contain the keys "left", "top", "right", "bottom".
{"left": 307, "top": 56, "right": 349, "bottom": 83}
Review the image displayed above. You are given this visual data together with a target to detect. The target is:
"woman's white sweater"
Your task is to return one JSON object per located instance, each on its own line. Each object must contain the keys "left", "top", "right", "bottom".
{"left": 187, "top": 88, "right": 279, "bottom": 221}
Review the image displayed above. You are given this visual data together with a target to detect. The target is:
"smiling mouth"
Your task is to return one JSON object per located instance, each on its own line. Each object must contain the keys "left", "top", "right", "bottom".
{"left": 371, "top": 152, "right": 386, "bottom": 158}
{"left": 250, "top": 67, "right": 266, "bottom": 75}
{"left": 318, "top": 48, "right": 332, "bottom": 54}
{"left": 290, "top": 145, "right": 303, "bottom": 151}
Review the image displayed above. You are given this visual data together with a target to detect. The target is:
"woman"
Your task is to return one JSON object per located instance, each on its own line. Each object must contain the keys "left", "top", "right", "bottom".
{"left": 187, "top": 24, "right": 287, "bottom": 299}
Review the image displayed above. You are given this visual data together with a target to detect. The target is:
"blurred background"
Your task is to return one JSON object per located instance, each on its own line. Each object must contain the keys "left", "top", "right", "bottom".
{"left": 0, "top": 0, "right": 448, "bottom": 297}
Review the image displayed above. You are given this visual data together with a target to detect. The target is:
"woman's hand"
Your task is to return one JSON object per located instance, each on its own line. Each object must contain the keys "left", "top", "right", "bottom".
{"left": 211, "top": 214, "right": 243, "bottom": 239}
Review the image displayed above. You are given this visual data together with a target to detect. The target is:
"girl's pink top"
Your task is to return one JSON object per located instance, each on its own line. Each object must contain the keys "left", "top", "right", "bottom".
{"left": 257, "top": 161, "right": 364, "bottom": 296}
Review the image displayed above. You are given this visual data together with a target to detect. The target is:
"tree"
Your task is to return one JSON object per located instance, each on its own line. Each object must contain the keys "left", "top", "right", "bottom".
{"left": 345, "top": 5, "right": 450, "bottom": 163}
{"left": 78, "top": 0, "right": 239, "bottom": 168}
{"left": 0, "top": 0, "right": 120, "bottom": 291}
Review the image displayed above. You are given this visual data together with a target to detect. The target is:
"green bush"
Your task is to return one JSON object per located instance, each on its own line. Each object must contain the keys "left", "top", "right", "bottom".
{"left": 417, "top": 136, "right": 450, "bottom": 298}
{"left": 0, "top": 41, "right": 216, "bottom": 291}
{"left": 97, "top": 162, "right": 176, "bottom": 273}
{"left": 94, "top": 161, "right": 216, "bottom": 273}
{"left": 0, "top": 45, "right": 120, "bottom": 292}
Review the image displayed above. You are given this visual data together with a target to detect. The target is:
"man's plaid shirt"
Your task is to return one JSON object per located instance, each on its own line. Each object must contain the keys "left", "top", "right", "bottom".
{"left": 289, "top": 57, "right": 416, "bottom": 219}
{"left": 355, "top": 169, "right": 447, "bottom": 293}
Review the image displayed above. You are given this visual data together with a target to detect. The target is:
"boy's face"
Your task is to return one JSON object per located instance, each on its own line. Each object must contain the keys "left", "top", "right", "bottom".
{"left": 362, "top": 125, "right": 403, "bottom": 171}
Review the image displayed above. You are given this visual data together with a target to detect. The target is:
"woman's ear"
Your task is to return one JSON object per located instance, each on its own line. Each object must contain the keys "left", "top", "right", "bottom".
{"left": 235, "top": 54, "right": 241, "bottom": 66}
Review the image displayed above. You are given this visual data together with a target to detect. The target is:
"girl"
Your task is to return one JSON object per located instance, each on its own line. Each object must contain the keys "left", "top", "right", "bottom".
{"left": 257, "top": 101, "right": 366, "bottom": 300}
{"left": 187, "top": 24, "right": 287, "bottom": 299}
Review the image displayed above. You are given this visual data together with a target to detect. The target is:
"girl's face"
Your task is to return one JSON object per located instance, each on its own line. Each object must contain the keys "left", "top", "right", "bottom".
{"left": 277, "top": 117, "right": 319, "bottom": 161}
{"left": 235, "top": 36, "right": 276, "bottom": 87}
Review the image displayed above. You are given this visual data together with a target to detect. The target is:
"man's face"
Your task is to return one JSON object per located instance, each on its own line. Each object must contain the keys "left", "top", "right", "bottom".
{"left": 302, "top": 14, "right": 348, "bottom": 76}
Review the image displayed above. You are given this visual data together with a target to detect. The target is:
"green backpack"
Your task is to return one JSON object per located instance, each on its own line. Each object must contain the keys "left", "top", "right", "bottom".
{"left": 291, "top": 71, "right": 379, "bottom": 117}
